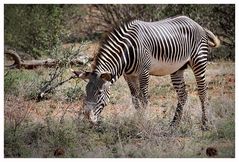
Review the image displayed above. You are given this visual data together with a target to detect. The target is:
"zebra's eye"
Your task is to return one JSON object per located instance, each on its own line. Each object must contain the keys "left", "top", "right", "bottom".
{"left": 98, "top": 90, "right": 103, "bottom": 94}
{"left": 95, "top": 89, "right": 102, "bottom": 96}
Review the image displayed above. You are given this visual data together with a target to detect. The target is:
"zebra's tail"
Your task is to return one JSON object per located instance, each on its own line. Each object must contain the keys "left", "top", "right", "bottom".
{"left": 204, "top": 28, "right": 221, "bottom": 48}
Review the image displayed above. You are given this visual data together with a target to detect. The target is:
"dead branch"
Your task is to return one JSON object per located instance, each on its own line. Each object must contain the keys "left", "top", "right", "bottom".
{"left": 36, "top": 68, "right": 82, "bottom": 101}
{"left": 4, "top": 49, "right": 22, "bottom": 69}
{"left": 4, "top": 49, "right": 92, "bottom": 69}
{"left": 37, "top": 75, "right": 76, "bottom": 101}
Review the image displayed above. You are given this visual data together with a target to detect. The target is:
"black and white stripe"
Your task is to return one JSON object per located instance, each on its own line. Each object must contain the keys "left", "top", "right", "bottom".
{"left": 89, "top": 16, "right": 219, "bottom": 128}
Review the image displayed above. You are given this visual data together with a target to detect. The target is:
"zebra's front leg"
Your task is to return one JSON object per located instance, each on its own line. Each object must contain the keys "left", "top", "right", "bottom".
{"left": 124, "top": 75, "right": 141, "bottom": 109}
{"left": 139, "top": 70, "right": 150, "bottom": 109}
{"left": 170, "top": 69, "right": 188, "bottom": 127}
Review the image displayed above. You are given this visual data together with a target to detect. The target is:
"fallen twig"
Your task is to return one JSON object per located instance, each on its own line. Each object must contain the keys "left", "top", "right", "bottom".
{"left": 4, "top": 48, "right": 92, "bottom": 69}
{"left": 36, "top": 67, "right": 83, "bottom": 102}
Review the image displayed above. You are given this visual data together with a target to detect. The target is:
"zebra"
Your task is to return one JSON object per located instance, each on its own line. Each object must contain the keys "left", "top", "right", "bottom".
{"left": 72, "top": 16, "right": 220, "bottom": 129}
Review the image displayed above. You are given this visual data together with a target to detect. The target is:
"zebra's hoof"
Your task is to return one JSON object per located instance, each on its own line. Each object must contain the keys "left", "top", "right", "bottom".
{"left": 201, "top": 124, "right": 210, "bottom": 131}
{"left": 169, "top": 120, "right": 180, "bottom": 128}
{"left": 201, "top": 120, "right": 213, "bottom": 131}
{"left": 168, "top": 122, "right": 180, "bottom": 134}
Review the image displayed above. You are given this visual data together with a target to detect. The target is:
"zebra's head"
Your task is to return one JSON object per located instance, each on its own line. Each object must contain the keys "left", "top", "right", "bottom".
{"left": 72, "top": 70, "right": 112, "bottom": 123}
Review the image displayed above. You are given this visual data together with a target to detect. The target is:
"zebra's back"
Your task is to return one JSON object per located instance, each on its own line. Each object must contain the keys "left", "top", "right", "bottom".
{"left": 129, "top": 16, "right": 206, "bottom": 75}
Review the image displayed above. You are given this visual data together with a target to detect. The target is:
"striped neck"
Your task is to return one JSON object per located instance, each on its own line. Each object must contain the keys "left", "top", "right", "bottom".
{"left": 93, "top": 49, "right": 127, "bottom": 83}
{"left": 93, "top": 38, "right": 132, "bottom": 83}
{"left": 92, "top": 21, "right": 139, "bottom": 83}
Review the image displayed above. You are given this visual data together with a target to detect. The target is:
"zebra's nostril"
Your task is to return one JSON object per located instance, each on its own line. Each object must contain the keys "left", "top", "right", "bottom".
{"left": 83, "top": 111, "right": 89, "bottom": 117}
{"left": 78, "top": 113, "right": 85, "bottom": 120}
{"left": 82, "top": 109, "right": 98, "bottom": 124}
{"left": 89, "top": 112, "right": 98, "bottom": 124}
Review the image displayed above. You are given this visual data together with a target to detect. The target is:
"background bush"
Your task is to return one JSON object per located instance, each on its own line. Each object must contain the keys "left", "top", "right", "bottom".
{"left": 86, "top": 4, "right": 235, "bottom": 60}
{"left": 4, "top": 5, "right": 65, "bottom": 58}
{"left": 4, "top": 4, "right": 235, "bottom": 60}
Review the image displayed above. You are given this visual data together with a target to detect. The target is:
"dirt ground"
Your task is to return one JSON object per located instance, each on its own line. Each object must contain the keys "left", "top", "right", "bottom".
{"left": 4, "top": 61, "right": 235, "bottom": 158}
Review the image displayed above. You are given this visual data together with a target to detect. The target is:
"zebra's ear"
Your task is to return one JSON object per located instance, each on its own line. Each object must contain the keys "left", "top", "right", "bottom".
{"left": 100, "top": 72, "right": 112, "bottom": 82}
{"left": 71, "top": 69, "right": 91, "bottom": 79}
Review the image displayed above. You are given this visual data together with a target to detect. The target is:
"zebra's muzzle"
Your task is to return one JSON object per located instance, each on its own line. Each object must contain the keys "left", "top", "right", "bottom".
{"left": 83, "top": 101, "right": 98, "bottom": 124}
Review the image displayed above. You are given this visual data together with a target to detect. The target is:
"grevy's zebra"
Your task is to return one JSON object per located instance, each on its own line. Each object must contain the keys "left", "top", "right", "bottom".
{"left": 73, "top": 16, "right": 220, "bottom": 129}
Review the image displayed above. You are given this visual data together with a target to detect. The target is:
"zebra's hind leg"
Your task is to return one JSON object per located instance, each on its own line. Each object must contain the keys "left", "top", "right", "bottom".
{"left": 190, "top": 61, "right": 209, "bottom": 130}
{"left": 170, "top": 69, "right": 188, "bottom": 127}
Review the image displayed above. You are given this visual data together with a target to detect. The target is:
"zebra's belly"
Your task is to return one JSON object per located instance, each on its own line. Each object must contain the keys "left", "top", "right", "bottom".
{"left": 149, "top": 58, "right": 189, "bottom": 76}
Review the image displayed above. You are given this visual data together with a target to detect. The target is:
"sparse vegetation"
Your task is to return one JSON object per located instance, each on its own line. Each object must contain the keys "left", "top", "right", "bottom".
{"left": 4, "top": 61, "right": 235, "bottom": 158}
{"left": 4, "top": 69, "right": 44, "bottom": 99}
{"left": 4, "top": 4, "right": 235, "bottom": 158}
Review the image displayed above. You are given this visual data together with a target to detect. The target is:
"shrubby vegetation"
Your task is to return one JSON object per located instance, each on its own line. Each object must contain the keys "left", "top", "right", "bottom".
{"left": 5, "top": 5, "right": 65, "bottom": 58}
{"left": 4, "top": 62, "right": 235, "bottom": 157}
{"left": 4, "top": 4, "right": 235, "bottom": 60}
{"left": 4, "top": 4, "right": 235, "bottom": 158}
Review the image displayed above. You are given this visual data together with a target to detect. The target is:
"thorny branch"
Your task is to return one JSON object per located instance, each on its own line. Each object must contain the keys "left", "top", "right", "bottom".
{"left": 37, "top": 68, "right": 79, "bottom": 101}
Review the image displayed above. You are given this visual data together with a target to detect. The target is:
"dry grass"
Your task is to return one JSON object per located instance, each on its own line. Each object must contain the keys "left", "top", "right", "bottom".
{"left": 4, "top": 61, "right": 235, "bottom": 158}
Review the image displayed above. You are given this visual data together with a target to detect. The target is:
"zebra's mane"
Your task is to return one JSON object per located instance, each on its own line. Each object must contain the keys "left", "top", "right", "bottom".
{"left": 92, "top": 20, "right": 133, "bottom": 70}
